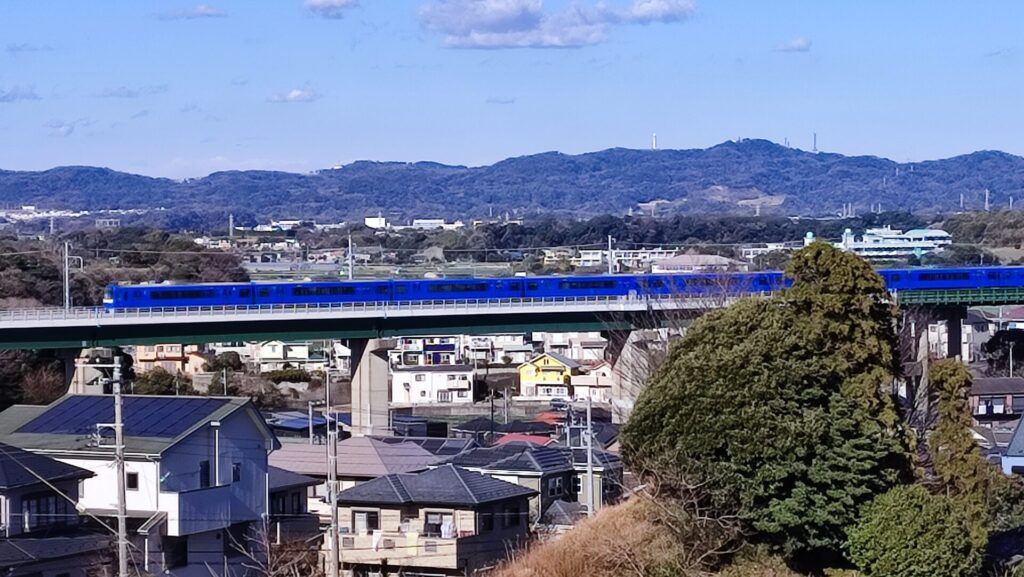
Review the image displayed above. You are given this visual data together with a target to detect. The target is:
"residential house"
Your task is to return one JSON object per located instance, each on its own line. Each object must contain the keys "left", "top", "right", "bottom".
{"left": 971, "top": 377, "right": 1024, "bottom": 423}
{"left": 570, "top": 362, "right": 616, "bottom": 403}
{"left": 390, "top": 337, "right": 461, "bottom": 367}
{"left": 69, "top": 347, "right": 126, "bottom": 395}
{"left": 335, "top": 464, "right": 535, "bottom": 577}
{"left": 532, "top": 332, "right": 607, "bottom": 364}
{"left": 650, "top": 253, "right": 748, "bottom": 274}
{"left": 133, "top": 344, "right": 201, "bottom": 374}
{"left": 449, "top": 418, "right": 557, "bottom": 445}
{"left": 208, "top": 342, "right": 261, "bottom": 369}
{"left": 443, "top": 445, "right": 575, "bottom": 523}
{"left": 267, "top": 466, "right": 320, "bottom": 545}
{"left": 269, "top": 437, "right": 442, "bottom": 522}
{"left": 391, "top": 365, "right": 475, "bottom": 405}
{"left": 0, "top": 395, "right": 280, "bottom": 577}
{"left": 571, "top": 248, "right": 680, "bottom": 272}
{"left": 1002, "top": 420, "right": 1024, "bottom": 475}
{"left": 963, "top": 310, "right": 996, "bottom": 364}
{"left": 0, "top": 442, "right": 114, "bottom": 577}
{"left": 258, "top": 341, "right": 328, "bottom": 373}
{"left": 332, "top": 342, "right": 352, "bottom": 374}
{"left": 517, "top": 353, "right": 581, "bottom": 400}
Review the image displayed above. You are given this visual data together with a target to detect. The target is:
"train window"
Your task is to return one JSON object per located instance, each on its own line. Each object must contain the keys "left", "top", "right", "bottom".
{"left": 395, "top": 285, "right": 407, "bottom": 294}
{"left": 919, "top": 272, "right": 970, "bottom": 281}
{"left": 558, "top": 281, "right": 617, "bottom": 290}
{"left": 239, "top": 289, "right": 251, "bottom": 298}
{"left": 987, "top": 272, "right": 1009, "bottom": 281}
{"left": 258, "top": 288, "right": 270, "bottom": 297}
{"left": 889, "top": 274, "right": 901, "bottom": 282}
{"left": 151, "top": 289, "right": 217, "bottom": 300}
{"left": 376, "top": 286, "right": 389, "bottom": 294}
{"left": 427, "top": 283, "right": 489, "bottom": 293}
{"left": 292, "top": 286, "right": 356, "bottom": 297}
{"left": 509, "top": 282, "right": 522, "bottom": 291}
{"left": 527, "top": 282, "right": 539, "bottom": 291}
{"left": 757, "top": 277, "right": 769, "bottom": 286}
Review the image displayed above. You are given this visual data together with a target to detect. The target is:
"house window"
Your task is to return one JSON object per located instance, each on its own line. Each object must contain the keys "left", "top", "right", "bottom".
{"left": 271, "top": 495, "right": 285, "bottom": 515}
{"left": 353, "top": 510, "right": 380, "bottom": 534}
{"left": 232, "top": 462, "right": 241, "bottom": 483}
{"left": 21, "top": 492, "right": 69, "bottom": 531}
{"left": 457, "top": 391, "right": 468, "bottom": 398}
{"left": 548, "top": 477, "right": 563, "bottom": 497}
{"left": 438, "top": 390, "right": 452, "bottom": 403}
{"left": 199, "top": 461, "right": 211, "bottom": 488}
{"left": 1014, "top": 395, "right": 1024, "bottom": 413}
{"left": 424, "top": 511, "right": 454, "bottom": 538}
{"left": 478, "top": 509, "right": 494, "bottom": 533}
{"left": 415, "top": 374, "right": 426, "bottom": 382}
{"left": 127, "top": 472, "right": 139, "bottom": 490}
{"left": 291, "top": 492, "right": 302, "bottom": 512}
{"left": 505, "top": 505, "right": 520, "bottom": 527}
{"left": 420, "top": 390, "right": 427, "bottom": 398}
{"left": 573, "top": 477, "right": 582, "bottom": 494}
{"left": 447, "top": 375, "right": 456, "bottom": 381}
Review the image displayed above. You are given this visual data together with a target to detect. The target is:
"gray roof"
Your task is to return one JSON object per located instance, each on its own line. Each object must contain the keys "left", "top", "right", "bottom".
{"left": 972, "top": 378, "right": 1024, "bottom": 396}
{"left": 445, "top": 445, "right": 573, "bottom": 475}
{"left": 542, "top": 499, "right": 584, "bottom": 526}
{"left": 372, "top": 436, "right": 477, "bottom": 456}
{"left": 269, "top": 437, "right": 440, "bottom": 478}
{"left": 0, "top": 395, "right": 279, "bottom": 456}
{"left": 336, "top": 464, "right": 536, "bottom": 507}
{"left": 0, "top": 443, "right": 93, "bottom": 490}
{"left": 1005, "top": 420, "right": 1024, "bottom": 458}
{"left": 268, "top": 465, "right": 319, "bottom": 493}
{"left": 539, "top": 352, "right": 581, "bottom": 370}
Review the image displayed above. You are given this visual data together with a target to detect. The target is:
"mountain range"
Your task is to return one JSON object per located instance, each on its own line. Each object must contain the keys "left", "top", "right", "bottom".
{"left": 3, "top": 139, "right": 1024, "bottom": 225}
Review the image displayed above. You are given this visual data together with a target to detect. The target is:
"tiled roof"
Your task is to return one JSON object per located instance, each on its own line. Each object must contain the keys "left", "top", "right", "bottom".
{"left": 269, "top": 437, "right": 440, "bottom": 478}
{"left": 452, "top": 417, "right": 498, "bottom": 433}
{"left": 540, "top": 352, "right": 581, "bottom": 369}
{"left": 445, "top": 445, "right": 573, "bottom": 474}
{"left": 373, "top": 436, "right": 477, "bottom": 456}
{"left": 542, "top": 499, "right": 584, "bottom": 526}
{"left": 495, "top": 434, "right": 556, "bottom": 447}
{"left": 268, "top": 465, "right": 320, "bottom": 492}
{"left": 973, "top": 378, "right": 1024, "bottom": 396}
{"left": 0, "top": 535, "right": 110, "bottom": 568}
{"left": 336, "top": 464, "right": 536, "bottom": 507}
{"left": 0, "top": 443, "right": 93, "bottom": 489}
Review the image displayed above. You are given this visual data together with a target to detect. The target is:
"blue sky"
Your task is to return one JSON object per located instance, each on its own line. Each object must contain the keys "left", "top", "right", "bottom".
{"left": 0, "top": 0, "right": 1021, "bottom": 178}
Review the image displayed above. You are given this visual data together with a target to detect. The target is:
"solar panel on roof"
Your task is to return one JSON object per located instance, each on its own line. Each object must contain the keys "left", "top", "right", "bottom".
{"left": 16, "top": 396, "right": 229, "bottom": 438}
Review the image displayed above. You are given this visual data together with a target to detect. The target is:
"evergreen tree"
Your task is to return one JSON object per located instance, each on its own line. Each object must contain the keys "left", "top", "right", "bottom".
{"left": 621, "top": 242, "right": 911, "bottom": 565}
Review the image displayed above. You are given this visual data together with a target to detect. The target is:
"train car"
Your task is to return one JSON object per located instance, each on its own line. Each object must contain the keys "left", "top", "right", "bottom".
{"left": 104, "top": 283, "right": 254, "bottom": 309}
{"left": 523, "top": 275, "right": 640, "bottom": 299}
{"left": 392, "top": 278, "right": 524, "bottom": 301}
{"left": 252, "top": 281, "right": 391, "bottom": 305}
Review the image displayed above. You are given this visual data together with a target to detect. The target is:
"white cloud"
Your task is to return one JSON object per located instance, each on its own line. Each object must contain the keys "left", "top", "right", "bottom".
{"left": 158, "top": 4, "right": 226, "bottom": 20}
{"left": 0, "top": 85, "right": 41, "bottom": 103}
{"left": 777, "top": 37, "right": 811, "bottom": 53}
{"left": 6, "top": 43, "right": 53, "bottom": 55}
{"left": 419, "top": 0, "right": 694, "bottom": 49}
{"left": 97, "top": 84, "right": 169, "bottom": 98}
{"left": 305, "top": 0, "right": 359, "bottom": 19}
{"left": 269, "top": 88, "right": 320, "bottom": 103}
{"left": 46, "top": 118, "right": 91, "bottom": 137}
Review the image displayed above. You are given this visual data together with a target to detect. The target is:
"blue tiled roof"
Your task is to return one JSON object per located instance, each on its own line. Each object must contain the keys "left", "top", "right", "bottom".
{"left": 336, "top": 464, "right": 536, "bottom": 507}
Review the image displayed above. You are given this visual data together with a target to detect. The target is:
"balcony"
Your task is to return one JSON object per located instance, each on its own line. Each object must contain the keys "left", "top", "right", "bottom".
{"left": 336, "top": 531, "right": 460, "bottom": 569}
{"left": 162, "top": 485, "right": 232, "bottom": 536}
{"left": 270, "top": 513, "right": 321, "bottom": 544}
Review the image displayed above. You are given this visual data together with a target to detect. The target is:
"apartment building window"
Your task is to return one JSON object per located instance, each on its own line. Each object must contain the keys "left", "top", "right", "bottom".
{"left": 199, "top": 461, "right": 211, "bottom": 488}
{"left": 457, "top": 391, "right": 468, "bottom": 398}
{"left": 352, "top": 510, "right": 379, "bottom": 534}
{"left": 127, "top": 473, "right": 139, "bottom": 490}
{"left": 415, "top": 374, "right": 425, "bottom": 382}
{"left": 438, "top": 391, "right": 452, "bottom": 403}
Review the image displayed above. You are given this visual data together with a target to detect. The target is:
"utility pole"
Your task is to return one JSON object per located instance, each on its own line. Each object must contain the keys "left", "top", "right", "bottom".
{"left": 585, "top": 396, "right": 595, "bottom": 518}
{"left": 607, "top": 235, "right": 614, "bottom": 275}
{"left": 113, "top": 358, "right": 129, "bottom": 577}
{"left": 308, "top": 401, "right": 314, "bottom": 445}
{"left": 63, "top": 241, "right": 70, "bottom": 310}
{"left": 347, "top": 233, "right": 354, "bottom": 281}
{"left": 326, "top": 371, "right": 340, "bottom": 577}
{"left": 1011, "top": 341, "right": 1016, "bottom": 378}
{"left": 503, "top": 387, "right": 509, "bottom": 424}
{"left": 222, "top": 367, "right": 228, "bottom": 395}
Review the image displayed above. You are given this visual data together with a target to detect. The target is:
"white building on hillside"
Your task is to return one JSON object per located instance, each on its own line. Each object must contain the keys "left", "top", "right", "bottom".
{"left": 651, "top": 254, "right": 748, "bottom": 274}
{"left": 808, "top": 226, "right": 953, "bottom": 260}
{"left": 391, "top": 365, "right": 475, "bottom": 404}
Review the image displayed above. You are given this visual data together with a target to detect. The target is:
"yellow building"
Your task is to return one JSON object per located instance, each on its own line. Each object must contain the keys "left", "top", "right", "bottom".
{"left": 517, "top": 352, "right": 581, "bottom": 400}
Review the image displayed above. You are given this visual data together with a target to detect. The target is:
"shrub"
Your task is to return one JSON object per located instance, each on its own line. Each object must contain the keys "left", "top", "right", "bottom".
{"left": 848, "top": 485, "right": 983, "bottom": 577}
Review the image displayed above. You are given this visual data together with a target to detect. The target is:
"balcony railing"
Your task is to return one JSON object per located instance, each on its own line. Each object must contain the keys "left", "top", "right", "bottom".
{"left": 335, "top": 531, "right": 460, "bottom": 569}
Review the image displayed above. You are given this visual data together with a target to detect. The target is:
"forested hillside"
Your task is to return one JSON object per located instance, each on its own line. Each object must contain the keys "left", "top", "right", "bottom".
{"left": 3, "top": 140, "right": 1024, "bottom": 223}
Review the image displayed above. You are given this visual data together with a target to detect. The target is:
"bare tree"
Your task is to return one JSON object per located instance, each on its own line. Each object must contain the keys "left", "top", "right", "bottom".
{"left": 21, "top": 366, "right": 67, "bottom": 405}
{"left": 224, "top": 520, "right": 324, "bottom": 577}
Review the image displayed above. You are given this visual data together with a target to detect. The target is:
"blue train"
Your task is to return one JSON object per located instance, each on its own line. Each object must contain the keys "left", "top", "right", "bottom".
{"left": 101, "top": 266, "right": 1024, "bottom": 310}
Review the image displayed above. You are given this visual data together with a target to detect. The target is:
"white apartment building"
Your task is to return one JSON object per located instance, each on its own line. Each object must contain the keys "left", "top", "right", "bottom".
{"left": 807, "top": 226, "right": 953, "bottom": 260}
{"left": 572, "top": 248, "right": 681, "bottom": 271}
{"left": 462, "top": 334, "right": 534, "bottom": 365}
{"left": 258, "top": 341, "right": 329, "bottom": 373}
{"left": 389, "top": 336, "right": 461, "bottom": 368}
{"left": 532, "top": 332, "right": 607, "bottom": 364}
{"left": 391, "top": 365, "right": 476, "bottom": 405}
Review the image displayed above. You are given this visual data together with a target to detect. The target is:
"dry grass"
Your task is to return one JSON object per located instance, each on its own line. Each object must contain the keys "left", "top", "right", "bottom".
{"left": 492, "top": 498, "right": 692, "bottom": 577}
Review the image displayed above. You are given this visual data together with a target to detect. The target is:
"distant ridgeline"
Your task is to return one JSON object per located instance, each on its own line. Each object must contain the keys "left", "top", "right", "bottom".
{"left": 2, "top": 140, "right": 1024, "bottom": 223}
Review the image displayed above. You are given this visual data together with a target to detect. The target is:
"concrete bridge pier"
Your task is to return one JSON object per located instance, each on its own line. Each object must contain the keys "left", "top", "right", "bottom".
{"left": 349, "top": 338, "right": 393, "bottom": 437}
